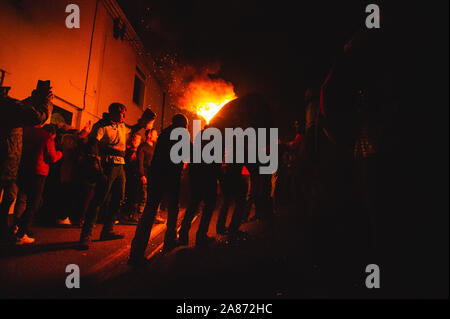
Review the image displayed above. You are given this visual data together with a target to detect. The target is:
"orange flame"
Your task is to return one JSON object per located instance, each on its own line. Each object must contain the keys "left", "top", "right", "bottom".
{"left": 197, "top": 99, "right": 233, "bottom": 124}
{"left": 180, "top": 77, "right": 237, "bottom": 124}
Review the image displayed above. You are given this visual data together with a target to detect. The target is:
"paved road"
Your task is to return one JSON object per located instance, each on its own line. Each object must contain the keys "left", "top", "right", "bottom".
{"left": 0, "top": 205, "right": 390, "bottom": 299}
{"left": 0, "top": 210, "right": 181, "bottom": 298}
{"left": 0, "top": 206, "right": 314, "bottom": 299}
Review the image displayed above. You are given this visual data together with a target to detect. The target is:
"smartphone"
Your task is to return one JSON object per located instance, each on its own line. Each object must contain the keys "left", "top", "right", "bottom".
{"left": 36, "top": 80, "right": 50, "bottom": 92}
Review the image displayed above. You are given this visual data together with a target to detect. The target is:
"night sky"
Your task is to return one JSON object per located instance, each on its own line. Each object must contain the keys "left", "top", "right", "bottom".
{"left": 116, "top": 0, "right": 440, "bottom": 138}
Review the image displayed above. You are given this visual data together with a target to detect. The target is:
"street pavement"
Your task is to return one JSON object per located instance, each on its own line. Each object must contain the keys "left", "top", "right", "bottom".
{"left": 0, "top": 205, "right": 382, "bottom": 299}
{"left": 0, "top": 205, "right": 317, "bottom": 299}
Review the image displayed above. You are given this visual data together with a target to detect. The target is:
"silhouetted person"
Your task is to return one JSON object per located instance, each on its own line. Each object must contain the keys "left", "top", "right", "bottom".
{"left": 73, "top": 113, "right": 111, "bottom": 229}
{"left": 216, "top": 163, "right": 248, "bottom": 239}
{"left": 0, "top": 82, "right": 51, "bottom": 242}
{"left": 136, "top": 128, "right": 159, "bottom": 222}
{"left": 179, "top": 128, "right": 221, "bottom": 247}
{"left": 13, "top": 123, "right": 62, "bottom": 244}
{"left": 287, "top": 119, "right": 305, "bottom": 205}
{"left": 129, "top": 114, "right": 189, "bottom": 265}
{"left": 54, "top": 130, "right": 80, "bottom": 226}
{"left": 121, "top": 132, "right": 142, "bottom": 224}
{"left": 313, "top": 29, "right": 397, "bottom": 290}
{"left": 241, "top": 165, "right": 254, "bottom": 222}
{"left": 300, "top": 88, "right": 322, "bottom": 215}
{"left": 246, "top": 163, "right": 274, "bottom": 221}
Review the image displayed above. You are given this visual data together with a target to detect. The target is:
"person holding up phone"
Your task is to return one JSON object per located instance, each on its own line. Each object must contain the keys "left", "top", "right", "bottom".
{"left": 0, "top": 80, "right": 53, "bottom": 243}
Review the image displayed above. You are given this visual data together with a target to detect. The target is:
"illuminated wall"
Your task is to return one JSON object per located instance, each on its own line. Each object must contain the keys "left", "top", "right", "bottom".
{"left": 0, "top": 0, "right": 163, "bottom": 130}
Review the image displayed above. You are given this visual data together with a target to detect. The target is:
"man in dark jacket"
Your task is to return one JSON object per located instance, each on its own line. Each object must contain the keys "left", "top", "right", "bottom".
{"left": 216, "top": 163, "right": 248, "bottom": 238}
{"left": 138, "top": 128, "right": 157, "bottom": 182}
{"left": 120, "top": 133, "right": 142, "bottom": 224}
{"left": 134, "top": 128, "right": 158, "bottom": 222}
{"left": 178, "top": 129, "right": 221, "bottom": 247}
{"left": 129, "top": 114, "right": 188, "bottom": 265}
{"left": 0, "top": 84, "right": 51, "bottom": 241}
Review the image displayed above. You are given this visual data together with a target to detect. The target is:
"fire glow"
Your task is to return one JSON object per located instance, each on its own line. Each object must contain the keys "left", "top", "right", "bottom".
{"left": 181, "top": 77, "right": 237, "bottom": 124}
{"left": 197, "top": 99, "right": 232, "bottom": 124}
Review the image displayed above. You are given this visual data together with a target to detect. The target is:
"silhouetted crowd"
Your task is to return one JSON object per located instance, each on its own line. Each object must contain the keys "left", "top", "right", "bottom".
{"left": 0, "top": 30, "right": 396, "bottom": 273}
{"left": 0, "top": 85, "right": 295, "bottom": 259}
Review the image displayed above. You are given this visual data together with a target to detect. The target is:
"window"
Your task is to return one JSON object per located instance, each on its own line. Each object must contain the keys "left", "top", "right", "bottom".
{"left": 51, "top": 105, "right": 73, "bottom": 126}
{"left": 133, "top": 67, "right": 145, "bottom": 108}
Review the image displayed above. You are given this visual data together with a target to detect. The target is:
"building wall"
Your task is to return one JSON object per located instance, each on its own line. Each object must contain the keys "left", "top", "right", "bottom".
{"left": 0, "top": 0, "right": 163, "bottom": 130}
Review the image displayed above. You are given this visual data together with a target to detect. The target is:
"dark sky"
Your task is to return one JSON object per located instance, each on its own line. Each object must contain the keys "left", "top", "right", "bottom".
{"left": 117, "top": 0, "right": 406, "bottom": 136}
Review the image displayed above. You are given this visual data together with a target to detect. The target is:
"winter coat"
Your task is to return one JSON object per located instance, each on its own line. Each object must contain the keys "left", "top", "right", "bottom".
{"left": 0, "top": 95, "right": 50, "bottom": 181}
